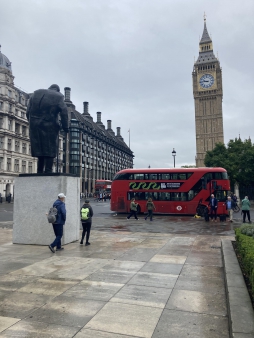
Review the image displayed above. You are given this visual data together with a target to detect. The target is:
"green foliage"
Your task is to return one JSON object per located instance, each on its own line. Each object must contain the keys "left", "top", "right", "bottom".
{"left": 240, "top": 224, "right": 254, "bottom": 238}
{"left": 204, "top": 138, "right": 254, "bottom": 186}
{"left": 235, "top": 227, "right": 254, "bottom": 292}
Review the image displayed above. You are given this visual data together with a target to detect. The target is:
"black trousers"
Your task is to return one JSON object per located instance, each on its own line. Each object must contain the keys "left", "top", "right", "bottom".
{"left": 81, "top": 222, "right": 91, "bottom": 243}
{"left": 37, "top": 156, "right": 54, "bottom": 173}
{"left": 242, "top": 210, "right": 250, "bottom": 222}
{"left": 210, "top": 206, "right": 217, "bottom": 220}
{"left": 50, "top": 224, "right": 63, "bottom": 249}
{"left": 127, "top": 210, "right": 138, "bottom": 219}
{"left": 145, "top": 210, "right": 153, "bottom": 220}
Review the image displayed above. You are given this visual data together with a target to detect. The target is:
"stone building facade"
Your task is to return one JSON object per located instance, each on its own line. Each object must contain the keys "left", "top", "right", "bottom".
{"left": 0, "top": 47, "right": 37, "bottom": 199}
{"left": 192, "top": 18, "right": 224, "bottom": 167}
{"left": 63, "top": 87, "right": 134, "bottom": 194}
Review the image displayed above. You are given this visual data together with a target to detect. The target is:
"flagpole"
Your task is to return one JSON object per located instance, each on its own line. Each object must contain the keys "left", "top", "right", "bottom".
{"left": 129, "top": 129, "right": 130, "bottom": 148}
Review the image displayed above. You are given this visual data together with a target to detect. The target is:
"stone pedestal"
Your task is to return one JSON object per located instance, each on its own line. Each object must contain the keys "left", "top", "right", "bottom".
{"left": 13, "top": 174, "right": 80, "bottom": 245}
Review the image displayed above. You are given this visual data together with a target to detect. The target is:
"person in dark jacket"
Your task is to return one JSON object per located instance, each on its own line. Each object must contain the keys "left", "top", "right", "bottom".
{"left": 145, "top": 198, "right": 156, "bottom": 221}
{"left": 48, "top": 193, "right": 66, "bottom": 253}
{"left": 208, "top": 194, "right": 218, "bottom": 222}
{"left": 80, "top": 199, "right": 93, "bottom": 245}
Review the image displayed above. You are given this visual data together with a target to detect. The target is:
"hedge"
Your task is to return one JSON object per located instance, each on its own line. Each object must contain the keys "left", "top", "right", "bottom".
{"left": 235, "top": 225, "right": 254, "bottom": 292}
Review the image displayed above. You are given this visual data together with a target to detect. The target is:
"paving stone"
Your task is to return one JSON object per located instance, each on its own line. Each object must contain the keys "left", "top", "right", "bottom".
{"left": 0, "top": 316, "right": 20, "bottom": 333}
{"left": 85, "top": 269, "right": 136, "bottom": 284}
{"left": 180, "top": 264, "right": 224, "bottom": 279}
{"left": 152, "top": 308, "right": 229, "bottom": 338}
{"left": 0, "top": 291, "right": 51, "bottom": 319}
{"left": 102, "top": 260, "right": 145, "bottom": 272}
{"left": 110, "top": 284, "right": 172, "bottom": 308}
{"left": 230, "top": 304, "right": 254, "bottom": 334}
{"left": 0, "top": 319, "right": 79, "bottom": 337}
{"left": 118, "top": 248, "right": 159, "bottom": 262}
{"left": 150, "top": 254, "right": 186, "bottom": 264}
{"left": 174, "top": 275, "right": 225, "bottom": 294}
{"left": 166, "top": 289, "right": 227, "bottom": 316}
{"left": 140, "top": 262, "right": 183, "bottom": 275}
{"left": 62, "top": 281, "right": 124, "bottom": 301}
{"left": 85, "top": 302, "right": 162, "bottom": 338}
{"left": 226, "top": 272, "right": 246, "bottom": 287}
{"left": 18, "top": 278, "right": 77, "bottom": 296}
{"left": 28, "top": 296, "right": 106, "bottom": 328}
{"left": 128, "top": 272, "right": 178, "bottom": 288}
{"left": 232, "top": 333, "right": 254, "bottom": 338}
{"left": 76, "top": 328, "right": 139, "bottom": 338}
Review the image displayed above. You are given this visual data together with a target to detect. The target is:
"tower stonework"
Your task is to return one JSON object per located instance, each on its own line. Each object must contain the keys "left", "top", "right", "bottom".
{"left": 192, "top": 18, "right": 224, "bottom": 167}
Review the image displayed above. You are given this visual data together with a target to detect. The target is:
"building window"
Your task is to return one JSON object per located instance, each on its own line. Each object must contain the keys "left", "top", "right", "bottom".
{"left": 8, "top": 119, "right": 12, "bottom": 131}
{"left": 9, "top": 103, "right": 12, "bottom": 112}
{"left": 0, "top": 118, "right": 3, "bottom": 128}
{"left": 29, "top": 144, "right": 31, "bottom": 155}
{"left": 22, "top": 143, "right": 27, "bottom": 154}
{"left": 28, "top": 162, "right": 32, "bottom": 173}
{"left": 8, "top": 138, "right": 11, "bottom": 151}
{"left": 22, "top": 160, "right": 26, "bottom": 173}
{"left": 21, "top": 111, "right": 25, "bottom": 119}
{"left": 14, "top": 159, "right": 19, "bottom": 172}
{"left": 0, "top": 137, "right": 4, "bottom": 149}
{"left": 22, "top": 126, "right": 26, "bottom": 136}
{"left": 15, "top": 123, "right": 20, "bottom": 134}
{"left": 15, "top": 140, "right": 20, "bottom": 152}
{"left": 15, "top": 109, "right": 18, "bottom": 116}
{"left": 8, "top": 90, "right": 12, "bottom": 98}
{"left": 7, "top": 158, "right": 11, "bottom": 171}
{"left": 0, "top": 157, "right": 3, "bottom": 170}
{"left": 0, "top": 101, "right": 3, "bottom": 110}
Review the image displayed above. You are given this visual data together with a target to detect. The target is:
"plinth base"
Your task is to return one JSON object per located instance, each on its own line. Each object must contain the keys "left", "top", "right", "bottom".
{"left": 13, "top": 174, "right": 80, "bottom": 245}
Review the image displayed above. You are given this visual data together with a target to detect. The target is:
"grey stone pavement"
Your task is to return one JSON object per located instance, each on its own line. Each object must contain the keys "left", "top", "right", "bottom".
{"left": 0, "top": 201, "right": 242, "bottom": 337}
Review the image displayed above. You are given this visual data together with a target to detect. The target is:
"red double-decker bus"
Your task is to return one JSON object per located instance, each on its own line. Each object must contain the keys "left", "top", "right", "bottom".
{"left": 95, "top": 180, "right": 112, "bottom": 193}
{"left": 110, "top": 168, "right": 230, "bottom": 216}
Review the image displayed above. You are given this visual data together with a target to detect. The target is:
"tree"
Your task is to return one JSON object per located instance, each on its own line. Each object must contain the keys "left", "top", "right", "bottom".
{"left": 204, "top": 138, "right": 254, "bottom": 186}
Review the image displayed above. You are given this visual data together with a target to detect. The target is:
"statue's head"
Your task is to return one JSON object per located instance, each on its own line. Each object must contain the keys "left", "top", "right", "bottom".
{"left": 48, "top": 84, "right": 60, "bottom": 92}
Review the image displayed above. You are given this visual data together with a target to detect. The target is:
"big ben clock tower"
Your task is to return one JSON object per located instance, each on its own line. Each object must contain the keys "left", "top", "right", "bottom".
{"left": 192, "top": 16, "right": 224, "bottom": 167}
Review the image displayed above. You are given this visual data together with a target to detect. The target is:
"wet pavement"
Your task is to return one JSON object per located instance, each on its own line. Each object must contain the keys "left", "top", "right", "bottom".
{"left": 0, "top": 211, "right": 236, "bottom": 337}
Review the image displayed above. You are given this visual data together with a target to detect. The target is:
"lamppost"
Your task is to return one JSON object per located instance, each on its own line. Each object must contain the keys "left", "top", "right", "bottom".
{"left": 172, "top": 148, "right": 176, "bottom": 168}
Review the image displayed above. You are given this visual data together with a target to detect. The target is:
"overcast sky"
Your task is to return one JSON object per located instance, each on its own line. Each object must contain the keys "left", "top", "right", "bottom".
{"left": 1, "top": 0, "right": 253, "bottom": 168}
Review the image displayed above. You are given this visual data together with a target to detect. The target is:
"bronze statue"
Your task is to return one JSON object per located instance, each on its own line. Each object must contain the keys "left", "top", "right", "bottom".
{"left": 26, "top": 84, "right": 69, "bottom": 173}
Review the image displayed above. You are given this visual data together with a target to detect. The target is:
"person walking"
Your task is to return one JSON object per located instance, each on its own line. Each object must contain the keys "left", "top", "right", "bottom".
{"left": 80, "top": 199, "right": 93, "bottom": 245}
{"left": 224, "top": 196, "right": 236, "bottom": 222}
{"left": 48, "top": 193, "right": 66, "bottom": 253}
{"left": 127, "top": 198, "right": 139, "bottom": 220}
{"left": 209, "top": 194, "right": 218, "bottom": 222}
{"left": 242, "top": 196, "right": 251, "bottom": 223}
{"left": 145, "top": 198, "right": 156, "bottom": 221}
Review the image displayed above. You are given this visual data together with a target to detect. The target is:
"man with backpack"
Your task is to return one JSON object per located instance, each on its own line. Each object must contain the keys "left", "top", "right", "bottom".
{"left": 48, "top": 193, "right": 66, "bottom": 253}
{"left": 80, "top": 199, "right": 93, "bottom": 245}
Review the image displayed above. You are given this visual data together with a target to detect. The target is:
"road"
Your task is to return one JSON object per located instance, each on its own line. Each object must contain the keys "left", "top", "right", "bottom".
{"left": 0, "top": 198, "right": 253, "bottom": 234}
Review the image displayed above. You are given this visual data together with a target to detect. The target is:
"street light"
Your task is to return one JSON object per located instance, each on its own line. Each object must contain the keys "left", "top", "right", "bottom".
{"left": 172, "top": 148, "right": 176, "bottom": 168}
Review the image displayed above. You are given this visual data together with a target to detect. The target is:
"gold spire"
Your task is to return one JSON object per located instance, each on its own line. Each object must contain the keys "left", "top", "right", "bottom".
{"left": 204, "top": 12, "right": 207, "bottom": 22}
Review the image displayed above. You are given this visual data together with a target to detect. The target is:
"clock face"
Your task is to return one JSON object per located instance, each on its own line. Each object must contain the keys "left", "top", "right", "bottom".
{"left": 199, "top": 74, "right": 214, "bottom": 88}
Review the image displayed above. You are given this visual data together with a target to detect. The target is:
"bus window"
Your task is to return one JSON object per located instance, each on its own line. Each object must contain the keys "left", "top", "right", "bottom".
{"left": 188, "top": 190, "right": 195, "bottom": 200}
{"left": 222, "top": 172, "right": 228, "bottom": 179}
{"left": 134, "top": 174, "right": 144, "bottom": 180}
{"left": 214, "top": 190, "right": 228, "bottom": 202}
{"left": 171, "top": 174, "right": 178, "bottom": 180}
{"left": 160, "top": 192, "right": 171, "bottom": 201}
{"left": 149, "top": 174, "right": 157, "bottom": 180}
{"left": 214, "top": 172, "right": 222, "bottom": 179}
{"left": 161, "top": 173, "right": 170, "bottom": 180}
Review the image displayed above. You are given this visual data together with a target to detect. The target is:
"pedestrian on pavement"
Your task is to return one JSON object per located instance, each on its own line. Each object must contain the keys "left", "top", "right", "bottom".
{"left": 232, "top": 194, "right": 238, "bottom": 205}
{"left": 127, "top": 198, "right": 139, "bottom": 220}
{"left": 48, "top": 193, "right": 66, "bottom": 253}
{"left": 209, "top": 194, "right": 218, "bottom": 222}
{"left": 224, "top": 196, "right": 236, "bottom": 222}
{"left": 145, "top": 198, "right": 156, "bottom": 221}
{"left": 80, "top": 199, "right": 93, "bottom": 245}
{"left": 241, "top": 196, "right": 251, "bottom": 223}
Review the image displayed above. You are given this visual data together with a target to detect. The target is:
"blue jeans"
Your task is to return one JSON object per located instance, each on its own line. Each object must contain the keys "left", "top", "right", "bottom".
{"left": 50, "top": 224, "right": 63, "bottom": 249}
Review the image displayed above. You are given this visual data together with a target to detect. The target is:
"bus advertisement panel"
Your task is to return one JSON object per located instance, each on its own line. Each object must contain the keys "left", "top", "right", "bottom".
{"left": 95, "top": 180, "right": 112, "bottom": 193}
{"left": 110, "top": 168, "right": 230, "bottom": 216}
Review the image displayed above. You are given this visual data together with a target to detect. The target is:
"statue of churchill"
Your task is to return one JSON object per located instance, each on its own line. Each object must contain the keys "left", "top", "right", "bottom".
{"left": 26, "top": 84, "right": 69, "bottom": 174}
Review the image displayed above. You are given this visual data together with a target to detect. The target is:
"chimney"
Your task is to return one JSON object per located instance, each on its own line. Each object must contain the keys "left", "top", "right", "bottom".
{"left": 83, "top": 102, "right": 89, "bottom": 116}
{"left": 107, "top": 120, "right": 112, "bottom": 130}
{"left": 116, "top": 127, "right": 121, "bottom": 137}
{"left": 97, "top": 112, "right": 102, "bottom": 123}
{"left": 64, "top": 87, "right": 71, "bottom": 102}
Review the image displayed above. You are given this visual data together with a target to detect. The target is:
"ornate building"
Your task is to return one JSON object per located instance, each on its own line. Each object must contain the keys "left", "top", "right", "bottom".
{"left": 62, "top": 87, "right": 134, "bottom": 194}
{"left": 0, "top": 46, "right": 37, "bottom": 199}
{"left": 192, "top": 17, "right": 224, "bottom": 167}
